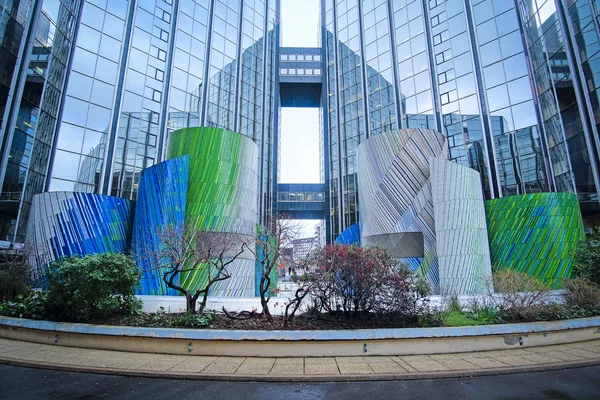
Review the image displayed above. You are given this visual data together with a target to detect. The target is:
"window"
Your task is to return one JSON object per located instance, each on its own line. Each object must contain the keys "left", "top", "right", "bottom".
{"left": 278, "top": 192, "right": 288, "bottom": 201}
{"left": 155, "top": 68, "right": 164, "bottom": 81}
{"left": 162, "top": 10, "right": 171, "bottom": 23}
{"left": 157, "top": 48, "right": 166, "bottom": 61}
{"left": 159, "top": 29, "right": 168, "bottom": 41}
{"left": 281, "top": 54, "right": 288, "bottom": 60}
{"left": 280, "top": 68, "right": 288, "bottom": 74}
{"left": 314, "top": 55, "right": 321, "bottom": 61}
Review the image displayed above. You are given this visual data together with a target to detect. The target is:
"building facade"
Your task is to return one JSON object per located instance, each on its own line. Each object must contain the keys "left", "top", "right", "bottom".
{"left": 0, "top": 0, "right": 279, "bottom": 242}
{"left": 322, "top": 0, "right": 600, "bottom": 241}
{"left": 1, "top": 0, "right": 599, "bottom": 247}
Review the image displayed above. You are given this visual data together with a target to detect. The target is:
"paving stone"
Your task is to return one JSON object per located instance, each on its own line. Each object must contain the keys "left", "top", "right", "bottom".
{"left": 403, "top": 360, "right": 449, "bottom": 372}
{"left": 274, "top": 358, "right": 303, "bottom": 364}
{"left": 491, "top": 355, "right": 538, "bottom": 366}
{"left": 336, "top": 362, "right": 374, "bottom": 374}
{"left": 390, "top": 357, "right": 417, "bottom": 372}
{"left": 562, "top": 348, "right": 600, "bottom": 359}
{"left": 200, "top": 357, "right": 246, "bottom": 374}
{"left": 459, "top": 357, "right": 509, "bottom": 369}
{"left": 437, "top": 359, "right": 479, "bottom": 370}
{"left": 168, "top": 356, "right": 219, "bottom": 373}
{"left": 428, "top": 354, "right": 464, "bottom": 362}
{"left": 542, "top": 351, "right": 587, "bottom": 362}
{"left": 520, "top": 353, "right": 564, "bottom": 365}
{"left": 3, "top": 337, "right": 600, "bottom": 378}
{"left": 525, "top": 345, "right": 570, "bottom": 354}
{"left": 269, "top": 363, "right": 305, "bottom": 375}
{"left": 396, "top": 355, "right": 431, "bottom": 363}
{"left": 363, "top": 356, "right": 394, "bottom": 363}
{"left": 138, "top": 359, "right": 188, "bottom": 372}
{"left": 304, "top": 357, "right": 336, "bottom": 364}
{"left": 368, "top": 362, "right": 407, "bottom": 374}
{"left": 566, "top": 344, "right": 600, "bottom": 356}
{"left": 235, "top": 358, "right": 276, "bottom": 375}
{"left": 104, "top": 358, "right": 150, "bottom": 370}
{"left": 335, "top": 356, "right": 365, "bottom": 363}
{"left": 304, "top": 363, "right": 340, "bottom": 375}
{"left": 77, "top": 357, "right": 122, "bottom": 368}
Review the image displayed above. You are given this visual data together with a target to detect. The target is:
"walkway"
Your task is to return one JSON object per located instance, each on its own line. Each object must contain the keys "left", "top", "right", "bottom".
{"left": 1, "top": 338, "right": 600, "bottom": 381}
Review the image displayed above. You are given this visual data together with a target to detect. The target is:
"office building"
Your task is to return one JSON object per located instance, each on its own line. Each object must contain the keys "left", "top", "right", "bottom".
{"left": 1, "top": 0, "right": 599, "bottom": 247}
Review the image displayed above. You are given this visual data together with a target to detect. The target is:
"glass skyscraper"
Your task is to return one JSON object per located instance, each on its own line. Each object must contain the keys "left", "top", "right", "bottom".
{"left": 0, "top": 0, "right": 279, "bottom": 242}
{"left": 0, "top": 0, "right": 599, "bottom": 244}
{"left": 322, "top": 0, "right": 600, "bottom": 240}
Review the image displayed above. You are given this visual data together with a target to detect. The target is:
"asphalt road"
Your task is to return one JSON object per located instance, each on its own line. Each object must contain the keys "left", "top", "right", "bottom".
{"left": 1, "top": 364, "right": 599, "bottom": 400}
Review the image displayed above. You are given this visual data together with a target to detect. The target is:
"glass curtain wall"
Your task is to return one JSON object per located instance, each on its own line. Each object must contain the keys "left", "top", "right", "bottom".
{"left": 51, "top": 0, "right": 127, "bottom": 195}
{"left": 518, "top": 0, "right": 589, "bottom": 199}
{"left": 560, "top": 0, "right": 600, "bottom": 216}
{"left": 1, "top": 0, "right": 81, "bottom": 242}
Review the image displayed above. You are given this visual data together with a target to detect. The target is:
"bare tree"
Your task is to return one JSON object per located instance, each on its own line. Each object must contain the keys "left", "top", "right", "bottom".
{"left": 143, "top": 224, "right": 248, "bottom": 314}
{"left": 242, "top": 216, "right": 302, "bottom": 320}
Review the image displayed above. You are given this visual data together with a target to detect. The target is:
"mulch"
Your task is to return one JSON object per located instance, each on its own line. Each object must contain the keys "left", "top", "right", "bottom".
{"left": 208, "top": 312, "right": 420, "bottom": 330}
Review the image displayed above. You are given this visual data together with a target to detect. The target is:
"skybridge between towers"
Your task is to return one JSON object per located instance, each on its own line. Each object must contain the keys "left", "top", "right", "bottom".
{"left": 274, "top": 47, "right": 328, "bottom": 225}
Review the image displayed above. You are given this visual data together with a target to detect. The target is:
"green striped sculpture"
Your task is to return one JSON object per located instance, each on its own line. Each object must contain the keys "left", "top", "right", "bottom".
{"left": 167, "top": 127, "right": 259, "bottom": 296}
{"left": 485, "top": 193, "right": 585, "bottom": 287}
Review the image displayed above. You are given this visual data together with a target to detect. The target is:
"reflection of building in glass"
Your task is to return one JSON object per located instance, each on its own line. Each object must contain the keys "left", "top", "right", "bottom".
{"left": 2, "top": 0, "right": 600, "bottom": 246}
{"left": 0, "top": 0, "right": 279, "bottom": 243}
{"left": 322, "top": 0, "right": 600, "bottom": 240}
{"left": 0, "top": 0, "right": 82, "bottom": 242}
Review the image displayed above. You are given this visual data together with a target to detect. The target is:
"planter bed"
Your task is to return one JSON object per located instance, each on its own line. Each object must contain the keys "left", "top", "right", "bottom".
{"left": 1, "top": 315, "right": 599, "bottom": 358}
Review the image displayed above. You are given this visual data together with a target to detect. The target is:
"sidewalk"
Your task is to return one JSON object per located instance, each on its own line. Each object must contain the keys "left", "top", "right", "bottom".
{"left": 1, "top": 337, "right": 600, "bottom": 381}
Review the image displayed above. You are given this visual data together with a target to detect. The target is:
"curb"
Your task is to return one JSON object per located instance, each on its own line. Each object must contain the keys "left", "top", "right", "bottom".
{"left": 1, "top": 355, "right": 600, "bottom": 382}
{"left": 2, "top": 316, "right": 600, "bottom": 357}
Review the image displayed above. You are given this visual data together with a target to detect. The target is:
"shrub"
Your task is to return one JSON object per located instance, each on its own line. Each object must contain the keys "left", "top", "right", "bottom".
{"left": 469, "top": 301, "right": 505, "bottom": 325}
{"left": 574, "top": 227, "right": 600, "bottom": 285}
{"left": 0, "top": 290, "right": 48, "bottom": 320}
{"left": 492, "top": 269, "right": 550, "bottom": 322}
{"left": 0, "top": 246, "right": 32, "bottom": 301}
{"left": 564, "top": 277, "right": 600, "bottom": 310}
{"left": 307, "top": 244, "right": 430, "bottom": 317}
{"left": 45, "top": 253, "right": 142, "bottom": 321}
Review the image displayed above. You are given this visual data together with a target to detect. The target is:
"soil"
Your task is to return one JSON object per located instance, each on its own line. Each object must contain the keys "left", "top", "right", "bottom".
{"left": 209, "top": 313, "right": 421, "bottom": 330}
{"left": 102, "top": 312, "right": 422, "bottom": 330}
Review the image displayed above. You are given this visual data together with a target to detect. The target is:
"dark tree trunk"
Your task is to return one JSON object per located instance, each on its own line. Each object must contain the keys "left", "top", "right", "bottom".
{"left": 185, "top": 294, "right": 197, "bottom": 314}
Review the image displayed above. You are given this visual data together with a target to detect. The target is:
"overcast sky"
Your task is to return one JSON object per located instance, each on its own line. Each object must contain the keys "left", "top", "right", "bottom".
{"left": 280, "top": 0, "right": 322, "bottom": 238}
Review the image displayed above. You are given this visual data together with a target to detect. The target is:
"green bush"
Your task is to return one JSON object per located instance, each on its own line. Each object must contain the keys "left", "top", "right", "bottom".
{"left": 45, "top": 253, "right": 142, "bottom": 321}
{"left": 0, "top": 290, "right": 48, "bottom": 319}
{"left": 574, "top": 227, "right": 600, "bottom": 286}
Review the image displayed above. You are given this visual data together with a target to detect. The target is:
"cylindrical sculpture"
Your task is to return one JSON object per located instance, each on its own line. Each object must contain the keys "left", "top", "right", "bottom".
{"left": 166, "top": 127, "right": 259, "bottom": 296}
{"left": 485, "top": 193, "right": 585, "bottom": 287}
{"left": 357, "top": 129, "right": 447, "bottom": 292}
{"left": 27, "top": 192, "right": 133, "bottom": 284}
{"left": 131, "top": 156, "right": 189, "bottom": 295}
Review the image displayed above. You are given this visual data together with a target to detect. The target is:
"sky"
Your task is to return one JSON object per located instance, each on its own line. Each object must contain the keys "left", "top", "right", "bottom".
{"left": 280, "top": 0, "right": 322, "bottom": 238}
